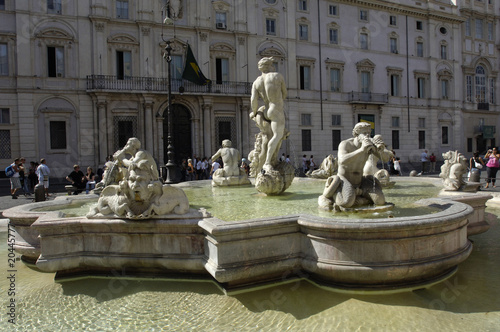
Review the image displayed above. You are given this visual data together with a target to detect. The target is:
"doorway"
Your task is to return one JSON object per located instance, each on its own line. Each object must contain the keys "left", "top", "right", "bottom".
{"left": 163, "top": 104, "right": 192, "bottom": 163}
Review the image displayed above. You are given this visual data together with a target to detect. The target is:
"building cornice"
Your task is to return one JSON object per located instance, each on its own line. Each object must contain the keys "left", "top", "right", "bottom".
{"left": 335, "top": 0, "right": 466, "bottom": 24}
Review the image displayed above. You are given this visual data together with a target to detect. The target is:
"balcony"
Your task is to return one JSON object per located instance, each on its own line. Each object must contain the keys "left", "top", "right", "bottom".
{"left": 86, "top": 75, "right": 251, "bottom": 96}
{"left": 347, "top": 91, "right": 388, "bottom": 104}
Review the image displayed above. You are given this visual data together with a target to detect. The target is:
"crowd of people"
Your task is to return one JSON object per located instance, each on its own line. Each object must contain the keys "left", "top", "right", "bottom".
{"left": 7, "top": 146, "right": 500, "bottom": 198}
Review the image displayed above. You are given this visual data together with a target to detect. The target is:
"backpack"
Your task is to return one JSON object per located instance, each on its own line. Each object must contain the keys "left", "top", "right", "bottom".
{"left": 5, "top": 165, "right": 15, "bottom": 177}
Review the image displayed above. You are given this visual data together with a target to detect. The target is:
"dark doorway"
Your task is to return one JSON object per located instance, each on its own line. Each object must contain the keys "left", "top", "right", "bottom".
{"left": 163, "top": 104, "right": 191, "bottom": 164}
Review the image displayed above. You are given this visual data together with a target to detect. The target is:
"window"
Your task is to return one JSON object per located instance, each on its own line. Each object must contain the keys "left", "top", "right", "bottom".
{"left": 418, "top": 130, "right": 425, "bottom": 149}
{"left": 299, "top": 24, "right": 308, "bottom": 41}
{"left": 488, "top": 22, "right": 493, "bottom": 41}
{"left": 441, "top": 126, "right": 449, "bottom": 145}
{"left": 300, "top": 65, "right": 310, "bottom": 90}
{"left": 390, "top": 75, "right": 399, "bottom": 97}
{"left": 392, "top": 130, "right": 400, "bottom": 150}
{"left": 390, "top": 15, "right": 397, "bottom": 26}
{"left": 47, "top": 46, "right": 64, "bottom": 77}
{"left": 115, "top": 118, "right": 135, "bottom": 150}
{"left": 417, "top": 77, "right": 425, "bottom": 98}
{"left": 440, "top": 44, "right": 447, "bottom": 60}
{"left": 216, "top": 12, "right": 227, "bottom": 27}
{"left": 0, "top": 0, "right": 5, "bottom": 10}
{"left": 416, "top": 42, "right": 424, "bottom": 57}
{"left": 0, "top": 43, "right": 7, "bottom": 76}
{"left": 332, "top": 130, "right": 341, "bottom": 151}
{"left": 47, "top": 0, "right": 61, "bottom": 14}
{"left": 301, "top": 113, "right": 312, "bottom": 126}
{"left": 329, "top": 5, "right": 337, "bottom": 16}
{"left": 171, "top": 55, "right": 183, "bottom": 80}
{"left": 0, "top": 108, "right": 9, "bottom": 123}
{"left": 216, "top": 58, "right": 229, "bottom": 84}
{"left": 490, "top": 78, "right": 496, "bottom": 104}
{"left": 330, "top": 68, "right": 340, "bottom": 92}
{"left": 439, "top": 27, "right": 447, "bottom": 35}
{"left": 302, "top": 129, "right": 311, "bottom": 151}
{"left": 116, "top": 0, "right": 128, "bottom": 19}
{"left": 390, "top": 38, "right": 398, "bottom": 54}
{"left": 416, "top": 21, "right": 423, "bottom": 30}
{"left": 392, "top": 116, "right": 400, "bottom": 127}
{"left": 49, "top": 121, "right": 67, "bottom": 150}
{"left": 475, "top": 66, "right": 486, "bottom": 103}
{"left": 266, "top": 0, "right": 277, "bottom": 4}
{"left": 465, "top": 18, "right": 471, "bottom": 37}
{"left": 116, "top": 50, "right": 131, "bottom": 80}
{"left": 418, "top": 117, "right": 426, "bottom": 128}
{"left": 467, "top": 138, "right": 473, "bottom": 153}
{"left": 217, "top": 120, "right": 232, "bottom": 145}
{"left": 332, "top": 114, "right": 341, "bottom": 126}
{"left": 298, "top": 0, "right": 307, "bottom": 11}
{"left": 329, "top": 28, "right": 338, "bottom": 44}
{"left": 266, "top": 18, "right": 276, "bottom": 35}
{"left": 466, "top": 75, "right": 473, "bottom": 102}
{"left": 475, "top": 19, "right": 483, "bottom": 39}
{"left": 441, "top": 80, "right": 449, "bottom": 99}
{"left": 0, "top": 129, "right": 11, "bottom": 158}
{"left": 361, "top": 71, "right": 370, "bottom": 93}
{"left": 360, "top": 9, "right": 368, "bottom": 21}
{"left": 360, "top": 33, "right": 368, "bottom": 50}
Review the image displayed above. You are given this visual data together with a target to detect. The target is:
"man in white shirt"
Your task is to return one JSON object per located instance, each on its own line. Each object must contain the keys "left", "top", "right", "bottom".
{"left": 9, "top": 158, "right": 21, "bottom": 199}
{"left": 420, "top": 150, "right": 429, "bottom": 174}
{"left": 36, "top": 158, "right": 51, "bottom": 198}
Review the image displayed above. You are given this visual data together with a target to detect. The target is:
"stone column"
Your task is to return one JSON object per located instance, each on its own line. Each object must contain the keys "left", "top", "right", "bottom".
{"left": 96, "top": 100, "right": 108, "bottom": 163}
{"left": 143, "top": 100, "right": 154, "bottom": 152}
{"left": 203, "top": 104, "right": 213, "bottom": 156}
{"left": 240, "top": 104, "right": 250, "bottom": 156}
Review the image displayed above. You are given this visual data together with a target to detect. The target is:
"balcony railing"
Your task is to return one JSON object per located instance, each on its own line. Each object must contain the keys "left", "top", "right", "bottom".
{"left": 478, "top": 103, "right": 489, "bottom": 111}
{"left": 86, "top": 75, "right": 252, "bottom": 95}
{"left": 347, "top": 91, "right": 388, "bottom": 104}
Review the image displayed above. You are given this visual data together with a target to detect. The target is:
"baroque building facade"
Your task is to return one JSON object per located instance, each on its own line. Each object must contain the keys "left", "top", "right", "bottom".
{"left": 0, "top": 0, "right": 498, "bottom": 178}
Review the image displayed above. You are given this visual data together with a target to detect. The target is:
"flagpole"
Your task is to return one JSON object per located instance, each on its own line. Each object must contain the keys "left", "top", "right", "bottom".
{"left": 161, "top": 7, "right": 178, "bottom": 184}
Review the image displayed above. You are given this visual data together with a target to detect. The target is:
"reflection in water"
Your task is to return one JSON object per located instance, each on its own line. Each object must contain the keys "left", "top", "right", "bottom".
{"left": 1, "top": 208, "right": 499, "bottom": 330}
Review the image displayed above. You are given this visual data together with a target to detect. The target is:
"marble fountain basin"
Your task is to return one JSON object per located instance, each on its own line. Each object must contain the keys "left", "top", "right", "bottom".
{"left": 2, "top": 177, "right": 491, "bottom": 292}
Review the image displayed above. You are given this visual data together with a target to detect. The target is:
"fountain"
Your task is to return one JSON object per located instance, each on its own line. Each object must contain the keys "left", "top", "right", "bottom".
{"left": 3, "top": 139, "right": 491, "bottom": 293}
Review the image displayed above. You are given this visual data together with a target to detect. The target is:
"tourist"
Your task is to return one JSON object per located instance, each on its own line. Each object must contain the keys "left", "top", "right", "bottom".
{"left": 302, "top": 154, "right": 308, "bottom": 174}
{"left": 7, "top": 158, "right": 21, "bottom": 199}
{"left": 468, "top": 151, "right": 484, "bottom": 181}
{"left": 19, "top": 157, "right": 31, "bottom": 196}
{"left": 309, "top": 155, "right": 315, "bottom": 171}
{"left": 280, "top": 153, "right": 285, "bottom": 162}
{"left": 484, "top": 147, "right": 499, "bottom": 188}
{"left": 85, "top": 167, "right": 96, "bottom": 194}
{"left": 28, "top": 161, "right": 38, "bottom": 192}
{"left": 285, "top": 155, "right": 291, "bottom": 163}
{"left": 210, "top": 159, "right": 220, "bottom": 179}
{"left": 394, "top": 157, "right": 402, "bottom": 176}
{"left": 66, "top": 165, "right": 87, "bottom": 195}
{"left": 187, "top": 159, "right": 195, "bottom": 181}
{"left": 196, "top": 158, "right": 203, "bottom": 180}
{"left": 429, "top": 153, "right": 437, "bottom": 172}
{"left": 420, "top": 150, "right": 429, "bottom": 174}
{"left": 36, "top": 158, "right": 50, "bottom": 198}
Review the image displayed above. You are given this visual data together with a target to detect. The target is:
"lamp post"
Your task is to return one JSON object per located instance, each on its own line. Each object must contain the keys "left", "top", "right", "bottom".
{"left": 161, "top": 9, "right": 178, "bottom": 183}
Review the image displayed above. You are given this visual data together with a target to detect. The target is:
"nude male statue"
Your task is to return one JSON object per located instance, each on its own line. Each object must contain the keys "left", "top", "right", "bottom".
{"left": 250, "top": 57, "right": 287, "bottom": 171}
{"left": 211, "top": 139, "right": 240, "bottom": 177}
{"left": 319, "top": 122, "right": 390, "bottom": 210}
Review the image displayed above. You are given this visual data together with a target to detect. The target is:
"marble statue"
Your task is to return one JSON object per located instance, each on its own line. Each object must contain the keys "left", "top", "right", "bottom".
{"left": 88, "top": 138, "right": 189, "bottom": 219}
{"left": 249, "top": 57, "right": 295, "bottom": 195}
{"left": 440, "top": 150, "right": 479, "bottom": 192}
{"left": 211, "top": 139, "right": 250, "bottom": 186}
{"left": 318, "top": 122, "right": 392, "bottom": 212}
{"left": 307, "top": 154, "right": 338, "bottom": 179}
{"left": 362, "top": 135, "right": 394, "bottom": 187}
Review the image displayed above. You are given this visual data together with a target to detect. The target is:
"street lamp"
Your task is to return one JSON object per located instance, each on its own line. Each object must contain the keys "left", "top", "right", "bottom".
{"left": 161, "top": 8, "right": 178, "bottom": 183}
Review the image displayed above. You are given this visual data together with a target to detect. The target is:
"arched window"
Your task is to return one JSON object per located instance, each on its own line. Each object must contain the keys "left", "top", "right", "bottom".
{"left": 475, "top": 66, "right": 486, "bottom": 103}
